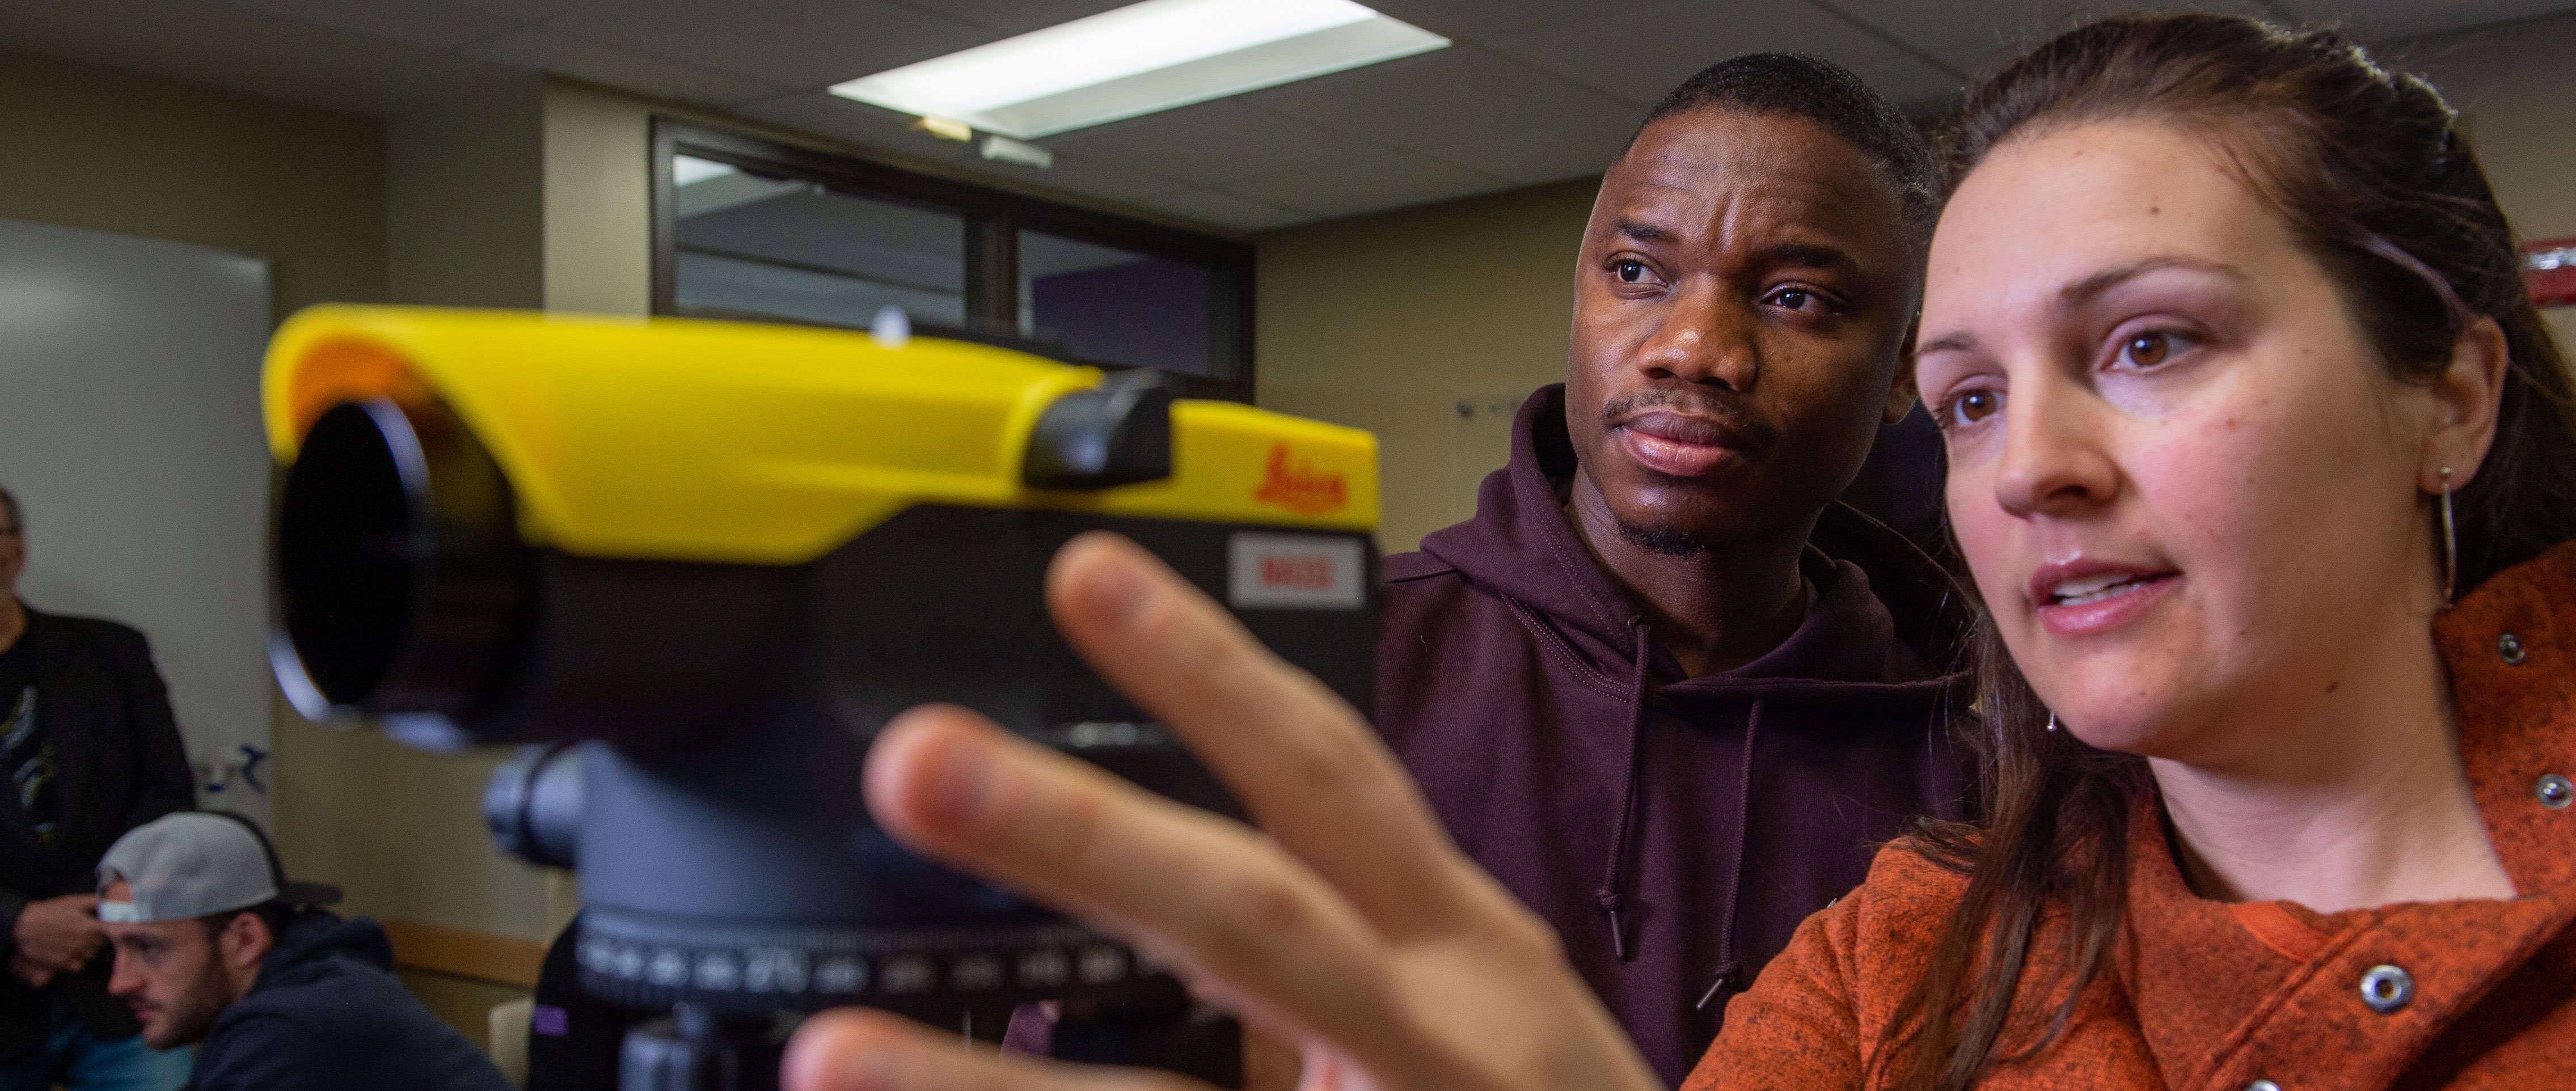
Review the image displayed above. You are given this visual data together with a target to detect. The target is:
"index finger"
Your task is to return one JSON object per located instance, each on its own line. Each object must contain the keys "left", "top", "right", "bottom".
{"left": 1044, "top": 532, "right": 1477, "bottom": 940}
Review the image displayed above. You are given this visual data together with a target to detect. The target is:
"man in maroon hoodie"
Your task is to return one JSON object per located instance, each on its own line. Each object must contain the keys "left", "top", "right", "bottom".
{"left": 1373, "top": 54, "right": 1970, "bottom": 1085}
{"left": 1010, "top": 54, "right": 1967, "bottom": 1087}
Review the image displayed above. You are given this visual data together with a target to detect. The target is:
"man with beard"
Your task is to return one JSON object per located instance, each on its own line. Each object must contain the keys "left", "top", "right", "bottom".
{"left": 93, "top": 813, "right": 513, "bottom": 1091}
{"left": 1367, "top": 53, "right": 1971, "bottom": 1084}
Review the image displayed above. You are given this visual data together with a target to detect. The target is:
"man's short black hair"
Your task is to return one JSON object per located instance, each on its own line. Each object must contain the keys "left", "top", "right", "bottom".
{"left": 1622, "top": 53, "right": 1940, "bottom": 243}
{"left": 200, "top": 902, "right": 295, "bottom": 945}
{"left": 0, "top": 485, "right": 19, "bottom": 534}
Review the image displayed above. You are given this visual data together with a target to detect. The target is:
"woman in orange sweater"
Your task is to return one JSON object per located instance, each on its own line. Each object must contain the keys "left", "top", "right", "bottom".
{"left": 779, "top": 13, "right": 2576, "bottom": 1091}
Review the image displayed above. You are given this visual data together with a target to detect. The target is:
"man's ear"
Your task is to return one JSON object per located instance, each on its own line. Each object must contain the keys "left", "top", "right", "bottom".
{"left": 2423, "top": 315, "right": 2510, "bottom": 493}
{"left": 1884, "top": 315, "right": 1923, "bottom": 425}
{"left": 220, "top": 912, "right": 273, "bottom": 971}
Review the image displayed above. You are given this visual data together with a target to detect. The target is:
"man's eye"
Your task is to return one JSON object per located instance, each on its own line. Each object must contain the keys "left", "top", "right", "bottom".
{"left": 1945, "top": 389, "right": 2003, "bottom": 428}
{"left": 1764, "top": 287, "right": 1836, "bottom": 315}
{"left": 1614, "top": 259, "right": 1650, "bottom": 284}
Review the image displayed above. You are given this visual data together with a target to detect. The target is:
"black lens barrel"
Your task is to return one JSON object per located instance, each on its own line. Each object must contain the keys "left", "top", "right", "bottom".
{"left": 273, "top": 396, "right": 531, "bottom": 722}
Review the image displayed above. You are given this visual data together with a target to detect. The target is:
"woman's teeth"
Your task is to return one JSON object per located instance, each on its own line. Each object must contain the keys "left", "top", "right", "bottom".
{"left": 2051, "top": 574, "right": 2143, "bottom": 606}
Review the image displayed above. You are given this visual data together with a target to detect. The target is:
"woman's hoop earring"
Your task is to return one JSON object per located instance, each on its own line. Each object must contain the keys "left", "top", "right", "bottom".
{"left": 2046, "top": 713, "right": 2060, "bottom": 733}
{"left": 2439, "top": 466, "right": 2457, "bottom": 608}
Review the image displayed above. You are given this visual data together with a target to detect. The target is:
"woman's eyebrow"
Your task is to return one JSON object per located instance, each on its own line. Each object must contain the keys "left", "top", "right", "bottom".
{"left": 1916, "top": 331, "right": 1978, "bottom": 357}
{"left": 2059, "top": 256, "right": 2246, "bottom": 311}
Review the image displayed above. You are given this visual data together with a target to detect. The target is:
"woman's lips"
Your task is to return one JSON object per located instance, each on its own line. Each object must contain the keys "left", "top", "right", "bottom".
{"left": 2030, "top": 566, "right": 2181, "bottom": 638}
{"left": 1614, "top": 413, "right": 1752, "bottom": 477}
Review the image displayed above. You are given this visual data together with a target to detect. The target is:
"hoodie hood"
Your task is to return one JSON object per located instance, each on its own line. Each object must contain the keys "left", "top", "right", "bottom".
{"left": 1379, "top": 383, "right": 1976, "bottom": 1084}
{"left": 191, "top": 910, "right": 517, "bottom": 1091}
{"left": 1420, "top": 384, "right": 1972, "bottom": 695}
{"left": 256, "top": 909, "right": 396, "bottom": 986}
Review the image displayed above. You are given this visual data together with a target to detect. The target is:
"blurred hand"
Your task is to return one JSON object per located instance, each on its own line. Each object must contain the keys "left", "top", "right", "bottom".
{"left": 785, "top": 532, "right": 1659, "bottom": 1091}
{"left": 8, "top": 954, "right": 53, "bottom": 989}
{"left": 13, "top": 894, "right": 104, "bottom": 975}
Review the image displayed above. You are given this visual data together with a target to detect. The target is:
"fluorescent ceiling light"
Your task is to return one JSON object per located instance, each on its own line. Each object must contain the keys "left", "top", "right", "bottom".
{"left": 830, "top": 0, "right": 1448, "bottom": 139}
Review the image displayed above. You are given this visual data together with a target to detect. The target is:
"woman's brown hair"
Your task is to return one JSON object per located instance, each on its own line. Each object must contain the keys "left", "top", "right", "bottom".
{"left": 1897, "top": 14, "right": 2576, "bottom": 1089}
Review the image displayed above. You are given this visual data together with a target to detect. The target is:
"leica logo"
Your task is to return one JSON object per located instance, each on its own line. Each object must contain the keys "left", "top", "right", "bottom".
{"left": 1259, "top": 555, "right": 1336, "bottom": 591}
{"left": 1252, "top": 443, "right": 1347, "bottom": 515}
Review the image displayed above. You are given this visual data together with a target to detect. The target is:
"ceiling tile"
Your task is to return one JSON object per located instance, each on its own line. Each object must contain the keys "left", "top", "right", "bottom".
{"left": 730, "top": 93, "right": 989, "bottom": 167}
{"left": 1239, "top": 44, "right": 1644, "bottom": 153}
{"left": 535, "top": 0, "right": 990, "bottom": 88}
{"left": 1812, "top": 0, "right": 2032, "bottom": 73}
{"left": 439, "top": 0, "right": 591, "bottom": 20}
{"left": 729, "top": 96, "right": 1194, "bottom": 219}
{"left": 1024, "top": 150, "right": 1190, "bottom": 204}
{"left": 1421, "top": 122, "right": 1625, "bottom": 187}
{"left": 1489, "top": 0, "right": 1956, "bottom": 108}
{"left": 1135, "top": 188, "right": 1315, "bottom": 233}
{"left": 208, "top": 0, "right": 522, "bottom": 49}
{"left": 1825, "top": 0, "right": 2285, "bottom": 73}
{"left": 0, "top": 0, "right": 529, "bottom": 116}
{"left": 467, "top": 26, "right": 786, "bottom": 105}
{"left": 895, "top": 0, "right": 1133, "bottom": 35}
{"left": 1223, "top": 150, "right": 1506, "bottom": 219}
{"left": 1359, "top": 0, "right": 1667, "bottom": 44}
{"left": 1040, "top": 99, "right": 1388, "bottom": 187}
{"left": 2281, "top": 0, "right": 2576, "bottom": 40}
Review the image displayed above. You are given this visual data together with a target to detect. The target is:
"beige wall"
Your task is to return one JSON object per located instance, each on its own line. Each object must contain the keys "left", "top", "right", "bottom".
{"left": 2407, "top": 12, "right": 2576, "bottom": 351}
{"left": 0, "top": 48, "right": 384, "bottom": 316}
{"left": 1255, "top": 178, "right": 1598, "bottom": 553}
{"left": 543, "top": 81, "right": 654, "bottom": 316}
{"left": 1252, "top": 14, "right": 2576, "bottom": 557}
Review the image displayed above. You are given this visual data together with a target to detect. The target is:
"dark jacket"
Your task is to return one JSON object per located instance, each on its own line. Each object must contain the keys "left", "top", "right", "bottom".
{"left": 0, "top": 606, "right": 196, "bottom": 1058}
{"left": 1376, "top": 385, "right": 1973, "bottom": 1085}
{"left": 185, "top": 910, "right": 514, "bottom": 1091}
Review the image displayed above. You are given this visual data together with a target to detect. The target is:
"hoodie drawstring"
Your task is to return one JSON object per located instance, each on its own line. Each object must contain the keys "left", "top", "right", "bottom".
{"left": 1696, "top": 697, "right": 1763, "bottom": 1012}
{"left": 1594, "top": 621, "right": 1654, "bottom": 961}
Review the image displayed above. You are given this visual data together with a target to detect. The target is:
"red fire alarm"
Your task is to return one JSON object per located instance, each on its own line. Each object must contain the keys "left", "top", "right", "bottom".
{"left": 2524, "top": 238, "right": 2576, "bottom": 307}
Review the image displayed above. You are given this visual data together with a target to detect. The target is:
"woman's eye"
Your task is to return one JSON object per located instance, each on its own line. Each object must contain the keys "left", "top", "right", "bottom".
{"left": 1614, "top": 259, "right": 1650, "bottom": 284}
{"left": 2116, "top": 331, "right": 2185, "bottom": 368}
{"left": 1946, "top": 389, "right": 2003, "bottom": 428}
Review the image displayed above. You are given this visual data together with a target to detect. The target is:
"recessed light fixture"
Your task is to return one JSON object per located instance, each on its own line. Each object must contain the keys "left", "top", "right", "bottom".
{"left": 830, "top": 0, "right": 1448, "bottom": 140}
{"left": 914, "top": 116, "right": 975, "bottom": 142}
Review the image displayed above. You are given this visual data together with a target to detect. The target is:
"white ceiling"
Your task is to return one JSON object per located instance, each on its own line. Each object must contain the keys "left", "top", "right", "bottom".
{"left": 2, "top": 0, "right": 2567, "bottom": 235}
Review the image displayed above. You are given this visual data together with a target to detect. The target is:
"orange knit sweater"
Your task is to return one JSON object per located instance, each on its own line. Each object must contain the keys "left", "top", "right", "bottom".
{"left": 1688, "top": 541, "right": 2576, "bottom": 1089}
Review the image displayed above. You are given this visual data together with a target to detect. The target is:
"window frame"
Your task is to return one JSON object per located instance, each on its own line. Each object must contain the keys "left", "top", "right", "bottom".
{"left": 652, "top": 119, "right": 1256, "bottom": 402}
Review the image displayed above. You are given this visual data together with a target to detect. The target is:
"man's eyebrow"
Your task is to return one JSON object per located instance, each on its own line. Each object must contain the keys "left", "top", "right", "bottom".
{"left": 1611, "top": 219, "right": 1672, "bottom": 243}
{"left": 1755, "top": 242, "right": 1860, "bottom": 274}
{"left": 2060, "top": 256, "right": 2245, "bottom": 309}
{"left": 1915, "top": 331, "right": 1978, "bottom": 357}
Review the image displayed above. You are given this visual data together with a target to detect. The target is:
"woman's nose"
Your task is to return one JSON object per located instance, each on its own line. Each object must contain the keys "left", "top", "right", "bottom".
{"left": 1994, "top": 378, "right": 2120, "bottom": 519}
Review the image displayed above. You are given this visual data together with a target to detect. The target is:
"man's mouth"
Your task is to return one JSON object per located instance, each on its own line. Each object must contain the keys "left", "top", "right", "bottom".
{"left": 1611, "top": 410, "right": 1763, "bottom": 477}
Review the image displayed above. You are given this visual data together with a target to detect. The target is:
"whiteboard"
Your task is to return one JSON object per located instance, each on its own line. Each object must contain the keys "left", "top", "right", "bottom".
{"left": 0, "top": 218, "right": 276, "bottom": 825}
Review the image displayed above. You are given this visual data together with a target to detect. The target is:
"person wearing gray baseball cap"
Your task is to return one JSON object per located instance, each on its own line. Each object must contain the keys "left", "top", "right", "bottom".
{"left": 94, "top": 813, "right": 512, "bottom": 1091}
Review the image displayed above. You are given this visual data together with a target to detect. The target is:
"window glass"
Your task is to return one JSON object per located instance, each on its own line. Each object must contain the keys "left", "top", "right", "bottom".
{"left": 1018, "top": 229, "right": 1219, "bottom": 378}
{"left": 672, "top": 154, "right": 966, "bottom": 329}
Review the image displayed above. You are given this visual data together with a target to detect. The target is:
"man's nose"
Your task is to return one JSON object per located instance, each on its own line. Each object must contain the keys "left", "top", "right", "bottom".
{"left": 1635, "top": 278, "right": 1759, "bottom": 391}
{"left": 107, "top": 951, "right": 140, "bottom": 997}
